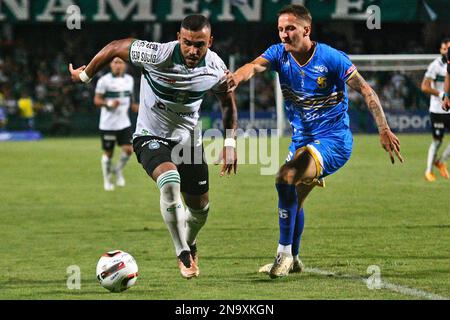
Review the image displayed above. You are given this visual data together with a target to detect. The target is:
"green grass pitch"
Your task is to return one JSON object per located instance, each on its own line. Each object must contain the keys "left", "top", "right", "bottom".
{"left": 0, "top": 134, "right": 449, "bottom": 300}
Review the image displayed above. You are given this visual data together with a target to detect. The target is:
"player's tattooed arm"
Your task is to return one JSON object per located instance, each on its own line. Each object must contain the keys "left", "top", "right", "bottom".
{"left": 226, "top": 57, "right": 270, "bottom": 91}
{"left": 347, "top": 72, "right": 404, "bottom": 164}
{"left": 346, "top": 72, "right": 388, "bottom": 131}
{"left": 69, "top": 38, "right": 134, "bottom": 82}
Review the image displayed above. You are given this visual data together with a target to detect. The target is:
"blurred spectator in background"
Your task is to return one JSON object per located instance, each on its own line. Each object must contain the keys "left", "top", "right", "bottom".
{"left": 17, "top": 89, "right": 34, "bottom": 130}
{"left": 0, "top": 90, "right": 7, "bottom": 131}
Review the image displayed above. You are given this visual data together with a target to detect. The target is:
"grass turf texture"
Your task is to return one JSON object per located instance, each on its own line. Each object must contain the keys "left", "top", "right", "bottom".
{"left": 0, "top": 134, "right": 449, "bottom": 300}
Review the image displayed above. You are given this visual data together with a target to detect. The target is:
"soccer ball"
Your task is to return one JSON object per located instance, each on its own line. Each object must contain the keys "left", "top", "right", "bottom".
{"left": 96, "top": 250, "right": 138, "bottom": 293}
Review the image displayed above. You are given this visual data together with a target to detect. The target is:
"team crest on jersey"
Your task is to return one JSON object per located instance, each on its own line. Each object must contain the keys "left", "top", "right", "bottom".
{"left": 174, "top": 91, "right": 189, "bottom": 103}
{"left": 317, "top": 76, "right": 327, "bottom": 89}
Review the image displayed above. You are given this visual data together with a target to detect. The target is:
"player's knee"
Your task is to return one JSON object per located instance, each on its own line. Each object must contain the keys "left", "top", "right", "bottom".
{"left": 104, "top": 150, "right": 113, "bottom": 158}
{"left": 123, "top": 145, "right": 133, "bottom": 156}
{"left": 276, "top": 165, "right": 294, "bottom": 184}
{"left": 157, "top": 170, "right": 181, "bottom": 204}
{"left": 432, "top": 139, "right": 442, "bottom": 147}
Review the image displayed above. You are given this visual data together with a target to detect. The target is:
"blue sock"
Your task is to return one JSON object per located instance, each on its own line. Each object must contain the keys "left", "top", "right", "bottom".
{"left": 292, "top": 208, "right": 305, "bottom": 256}
{"left": 276, "top": 184, "right": 298, "bottom": 246}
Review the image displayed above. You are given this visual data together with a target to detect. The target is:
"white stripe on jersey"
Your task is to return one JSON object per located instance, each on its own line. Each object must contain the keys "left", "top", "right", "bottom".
{"left": 95, "top": 73, "right": 134, "bottom": 130}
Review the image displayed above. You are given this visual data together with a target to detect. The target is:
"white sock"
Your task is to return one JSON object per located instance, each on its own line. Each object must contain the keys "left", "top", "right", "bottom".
{"left": 186, "top": 204, "right": 209, "bottom": 246}
{"left": 157, "top": 170, "right": 189, "bottom": 257}
{"left": 277, "top": 244, "right": 292, "bottom": 255}
{"left": 426, "top": 140, "right": 441, "bottom": 172}
{"left": 439, "top": 143, "right": 450, "bottom": 163}
{"left": 115, "top": 151, "right": 131, "bottom": 175}
{"left": 101, "top": 155, "right": 112, "bottom": 182}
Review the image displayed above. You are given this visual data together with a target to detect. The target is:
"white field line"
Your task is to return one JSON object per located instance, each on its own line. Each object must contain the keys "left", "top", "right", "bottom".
{"left": 304, "top": 267, "right": 449, "bottom": 300}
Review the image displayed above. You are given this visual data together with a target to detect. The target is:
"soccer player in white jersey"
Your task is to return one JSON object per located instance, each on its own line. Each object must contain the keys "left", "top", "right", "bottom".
{"left": 69, "top": 15, "right": 238, "bottom": 279}
{"left": 94, "top": 57, "right": 137, "bottom": 191}
{"left": 421, "top": 39, "right": 450, "bottom": 181}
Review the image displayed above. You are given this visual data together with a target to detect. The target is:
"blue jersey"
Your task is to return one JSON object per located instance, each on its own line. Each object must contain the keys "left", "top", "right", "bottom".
{"left": 262, "top": 42, "right": 357, "bottom": 141}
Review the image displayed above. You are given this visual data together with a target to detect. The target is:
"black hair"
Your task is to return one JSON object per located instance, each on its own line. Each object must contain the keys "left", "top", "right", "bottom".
{"left": 181, "top": 14, "right": 211, "bottom": 31}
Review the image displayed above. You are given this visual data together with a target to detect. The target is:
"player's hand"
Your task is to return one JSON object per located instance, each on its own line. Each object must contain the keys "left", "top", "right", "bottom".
{"left": 214, "top": 146, "right": 237, "bottom": 177}
{"left": 379, "top": 128, "right": 404, "bottom": 164}
{"left": 442, "top": 95, "right": 450, "bottom": 112}
{"left": 68, "top": 63, "right": 86, "bottom": 82}
{"left": 225, "top": 70, "right": 240, "bottom": 92}
{"left": 107, "top": 100, "right": 120, "bottom": 109}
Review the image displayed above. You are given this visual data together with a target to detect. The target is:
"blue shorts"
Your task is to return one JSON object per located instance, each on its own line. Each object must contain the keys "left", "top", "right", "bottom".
{"left": 286, "top": 129, "right": 353, "bottom": 179}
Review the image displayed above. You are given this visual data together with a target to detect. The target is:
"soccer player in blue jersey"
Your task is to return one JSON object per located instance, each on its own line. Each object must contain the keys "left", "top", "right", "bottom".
{"left": 226, "top": 4, "right": 404, "bottom": 278}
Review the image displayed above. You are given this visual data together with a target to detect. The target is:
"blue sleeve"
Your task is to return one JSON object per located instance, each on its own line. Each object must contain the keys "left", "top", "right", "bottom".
{"left": 329, "top": 48, "right": 357, "bottom": 82}
{"left": 261, "top": 44, "right": 283, "bottom": 73}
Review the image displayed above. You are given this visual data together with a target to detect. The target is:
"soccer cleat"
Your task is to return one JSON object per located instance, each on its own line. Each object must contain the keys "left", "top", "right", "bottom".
{"left": 291, "top": 256, "right": 305, "bottom": 273}
{"left": 258, "top": 256, "right": 304, "bottom": 274}
{"left": 104, "top": 174, "right": 115, "bottom": 191}
{"left": 104, "top": 181, "right": 115, "bottom": 191}
{"left": 434, "top": 161, "right": 449, "bottom": 179}
{"left": 177, "top": 250, "right": 199, "bottom": 279}
{"left": 314, "top": 178, "right": 326, "bottom": 188}
{"left": 269, "top": 253, "right": 294, "bottom": 279}
{"left": 424, "top": 171, "right": 436, "bottom": 182}
{"left": 116, "top": 172, "right": 126, "bottom": 187}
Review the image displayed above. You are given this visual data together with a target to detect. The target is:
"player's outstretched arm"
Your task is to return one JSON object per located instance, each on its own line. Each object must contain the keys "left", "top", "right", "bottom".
{"left": 214, "top": 90, "right": 238, "bottom": 176}
{"left": 443, "top": 72, "right": 450, "bottom": 111}
{"left": 347, "top": 72, "right": 404, "bottom": 164}
{"left": 69, "top": 38, "right": 134, "bottom": 83}
{"left": 226, "top": 57, "right": 270, "bottom": 91}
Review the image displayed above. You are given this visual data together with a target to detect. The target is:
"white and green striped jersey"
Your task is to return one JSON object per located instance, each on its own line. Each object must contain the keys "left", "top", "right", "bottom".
{"left": 95, "top": 72, "right": 134, "bottom": 130}
{"left": 424, "top": 57, "right": 449, "bottom": 114}
{"left": 129, "top": 40, "right": 228, "bottom": 144}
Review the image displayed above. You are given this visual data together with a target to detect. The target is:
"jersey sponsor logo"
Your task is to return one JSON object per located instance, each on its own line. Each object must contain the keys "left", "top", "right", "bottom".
{"left": 153, "top": 102, "right": 196, "bottom": 118}
{"left": 131, "top": 50, "right": 157, "bottom": 64}
{"left": 317, "top": 76, "right": 327, "bottom": 89}
{"left": 314, "top": 65, "right": 328, "bottom": 73}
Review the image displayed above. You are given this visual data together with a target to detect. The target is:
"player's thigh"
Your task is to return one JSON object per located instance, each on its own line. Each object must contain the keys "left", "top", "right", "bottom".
{"left": 443, "top": 114, "right": 450, "bottom": 136}
{"left": 430, "top": 113, "right": 446, "bottom": 140}
{"left": 178, "top": 156, "right": 209, "bottom": 199}
{"left": 133, "top": 136, "right": 177, "bottom": 181}
{"left": 101, "top": 130, "right": 117, "bottom": 154}
{"left": 277, "top": 149, "right": 317, "bottom": 185}
{"left": 117, "top": 127, "right": 134, "bottom": 154}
